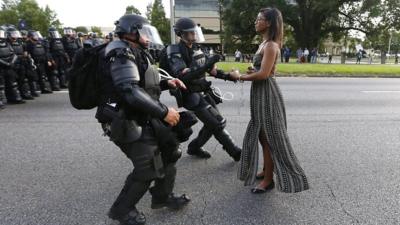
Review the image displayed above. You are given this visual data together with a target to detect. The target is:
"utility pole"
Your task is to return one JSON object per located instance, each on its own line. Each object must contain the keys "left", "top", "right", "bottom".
{"left": 170, "top": 0, "right": 175, "bottom": 44}
{"left": 219, "top": 0, "right": 224, "bottom": 54}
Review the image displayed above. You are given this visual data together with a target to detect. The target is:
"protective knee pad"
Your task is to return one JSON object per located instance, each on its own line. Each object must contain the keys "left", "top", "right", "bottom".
{"left": 124, "top": 142, "right": 165, "bottom": 182}
{"left": 194, "top": 105, "right": 226, "bottom": 132}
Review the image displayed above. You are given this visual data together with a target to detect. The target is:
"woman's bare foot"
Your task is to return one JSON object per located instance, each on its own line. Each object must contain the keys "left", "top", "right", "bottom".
{"left": 257, "top": 179, "right": 273, "bottom": 189}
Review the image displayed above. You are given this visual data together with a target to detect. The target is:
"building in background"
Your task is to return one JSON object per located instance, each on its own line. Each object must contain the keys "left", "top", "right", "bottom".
{"left": 174, "top": 0, "right": 222, "bottom": 52}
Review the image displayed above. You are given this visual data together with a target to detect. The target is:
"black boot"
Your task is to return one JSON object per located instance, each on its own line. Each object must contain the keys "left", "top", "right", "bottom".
{"left": 19, "top": 80, "right": 34, "bottom": 100}
{"left": 214, "top": 129, "right": 241, "bottom": 161}
{"left": 38, "top": 76, "right": 52, "bottom": 94}
{"left": 48, "top": 75, "right": 60, "bottom": 91}
{"left": 187, "top": 126, "right": 213, "bottom": 159}
{"left": 108, "top": 173, "right": 150, "bottom": 224}
{"left": 29, "top": 81, "right": 40, "bottom": 97}
{"left": 58, "top": 72, "right": 68, "bottom": 88}
{"left": 6, "top": 82, "right": 25, "bottom": 104}
{"left": 0, "top": 86, "right": 6, "bottom": 109}
{"left": 151, "top": 193, "right": 191, "bottom": 210}
{"left": 109, "top": 208, "right": 146, "bottom": 225}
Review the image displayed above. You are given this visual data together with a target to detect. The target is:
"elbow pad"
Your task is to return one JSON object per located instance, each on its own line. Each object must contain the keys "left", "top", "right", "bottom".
{"left": 119, "top": 84, "right": 168, "bottom": 119}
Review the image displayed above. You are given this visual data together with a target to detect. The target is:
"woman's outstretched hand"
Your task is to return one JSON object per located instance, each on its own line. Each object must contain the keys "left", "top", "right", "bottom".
{"left": 247, "top": 66, "right": 256, "bottom": 74}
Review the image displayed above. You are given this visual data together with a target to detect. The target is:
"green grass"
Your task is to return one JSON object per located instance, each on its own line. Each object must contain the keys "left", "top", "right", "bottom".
{"left": 216, "top": 62, "right": 400, "bottom": 77}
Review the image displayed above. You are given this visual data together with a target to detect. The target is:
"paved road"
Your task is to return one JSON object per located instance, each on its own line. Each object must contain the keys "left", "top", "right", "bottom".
{"left": 1, "top": 77, "right": 400, "bottom": 225}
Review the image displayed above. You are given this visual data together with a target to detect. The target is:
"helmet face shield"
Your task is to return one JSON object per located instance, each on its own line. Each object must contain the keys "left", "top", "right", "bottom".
{"left": 182, "top": 25, "right": 205, "bottom": 43}
{"left": 31, "top": 31, "right": 43, "bottom": 41}
{"left": 49, "top": 30, "right": 61, "bottom": 39}
{"left": 9, "top": 31, "right": 22, "bottom": 39}
{"left": 63, "top": 28, "right": 74, "bottom": 35}
{"left": 138, "top": 24, "right": 163, "bottom": 46}
{"left": 194, "top": 26, "right": 205, "bottom": 43}
{"left": 0, "top": 30, "right": 5, "bottom": 39}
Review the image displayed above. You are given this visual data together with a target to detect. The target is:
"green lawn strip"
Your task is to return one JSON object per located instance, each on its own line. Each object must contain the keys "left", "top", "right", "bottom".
{"left": 216, "top": 62, "right": 400, "bottom": 77}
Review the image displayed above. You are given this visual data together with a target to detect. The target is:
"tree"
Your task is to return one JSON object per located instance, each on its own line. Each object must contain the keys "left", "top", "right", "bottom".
{"left": 75, "top": 26, "right": 89, "bottom": 34}
{"left": 91, "top": 26, "right": 103, "bottom": 37}
{"left": 0, "top": 0, "right": 61, "bottom": 36}
{"left": 125, "top": 5, "right": 141, "bottom": 15}
{"left": 146, "top": 0, "right": 170, "bottom": 44}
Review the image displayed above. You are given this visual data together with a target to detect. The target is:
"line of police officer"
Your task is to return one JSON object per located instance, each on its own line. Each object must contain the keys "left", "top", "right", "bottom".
{"left": 0, "top": 26, "right": 83, "bottom": 109}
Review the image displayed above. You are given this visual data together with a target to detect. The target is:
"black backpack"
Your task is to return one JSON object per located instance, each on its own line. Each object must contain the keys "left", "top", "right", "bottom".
{"left": 67, "top": 43, "right": 107, "bottom": 110}
{"left": 158, "top": 46, "right": 171, "bottom": 75}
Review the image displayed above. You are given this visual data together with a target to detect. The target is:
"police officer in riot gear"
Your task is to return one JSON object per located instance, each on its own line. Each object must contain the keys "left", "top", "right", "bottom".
{"left": 47, "top": 27, "right": 69, "bottom": 89}
{"left": 105, "top": 32, "right": 114, "bottom": 43}
{"left": 26, "top": 30, "right": 52, "bottom": 94}
{"left": 95, "top": 14, "right": 190, "bottom": 225}
{"left": 6, "top": 26, "right": 35, "bottom": 99}
{"left": 76, "top": 32, "right": 84, "bottom": 49}
{"left": 0, "top": 27, "right": 25, "bottom": 106}
{"left": 160, "top": 17, "right": 241, "bottom": 160}
{"left": 62, "top": 27, "right": 79, "bottom": 64}
{"left": 11, "top": 28, "right": 40, "bottom": 97}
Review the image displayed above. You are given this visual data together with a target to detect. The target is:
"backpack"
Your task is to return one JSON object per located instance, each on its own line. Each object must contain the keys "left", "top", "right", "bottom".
{"left": 158, "top": 46, "right": 171, "bottom": 75}
{"left": 67, "top": 43, "right": 107, "bottom": 110}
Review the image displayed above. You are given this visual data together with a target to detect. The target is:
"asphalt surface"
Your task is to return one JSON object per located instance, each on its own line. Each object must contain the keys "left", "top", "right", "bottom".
{"left": 1, "top": 77, "right": 400, "bottom": 225}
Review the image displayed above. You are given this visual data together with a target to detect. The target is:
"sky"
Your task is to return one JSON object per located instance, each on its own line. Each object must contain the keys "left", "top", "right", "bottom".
{"left": 34, "top": 0, "right": 171, "bottom": 27}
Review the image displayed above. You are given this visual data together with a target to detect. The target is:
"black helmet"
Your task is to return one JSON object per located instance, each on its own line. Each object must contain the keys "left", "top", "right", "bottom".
{"left": 174, "top": 17, "right": 205, "bottom": 43}
{"left": 174, "top": 17, "right": 196, "bottom": 37}
{"left": 28, "top": 30, "right": 43, "bottom": 41}
{"left": 20, "top": 30, "right": 28, "bottom": 37}
{"left": 63, "top": 27, "right": 74, "bottom": 36}
{"left": 77, "top": 32, "right": 84, "bottom": 38}
{"left": 6, "top": 26, "right": 22, "bottom": 40}
{"left": 114, "top": 14, "right": 149, "bottom": 35}
{"left": 48, "top": 27, "right": 61, "bottom": 39}
{"left": 106, "top": 32, "right": 114, "bottom": 39}
{"left": 114, "top": 14, "right": 163, "bottom": 46}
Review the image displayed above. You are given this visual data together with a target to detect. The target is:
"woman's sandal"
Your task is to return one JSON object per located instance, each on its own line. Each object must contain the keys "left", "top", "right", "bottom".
{"left": 251, "top": 180, "right": 275, "bottom": 194}
{"left": 256, "top": 174, "right": 264, "bottom": 180}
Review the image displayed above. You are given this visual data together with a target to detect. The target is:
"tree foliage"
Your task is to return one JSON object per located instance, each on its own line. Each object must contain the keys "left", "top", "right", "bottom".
{"left": 0, "top": 0, "right": 61, "bottom": 36}
{"left": 125, "top": 5, "right": 141, "bottom": 15}
{"left": 146, "top": 0, "right": 171, "bottom": 44}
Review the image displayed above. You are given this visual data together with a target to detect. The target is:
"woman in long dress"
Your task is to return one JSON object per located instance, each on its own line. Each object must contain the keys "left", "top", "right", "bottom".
{"left": 231, "top": 7, "right": 309, "bottom": 194}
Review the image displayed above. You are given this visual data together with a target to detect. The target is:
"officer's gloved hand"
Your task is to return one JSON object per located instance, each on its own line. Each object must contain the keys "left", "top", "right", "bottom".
{"left": 205, "top": 55, "right": 220, "bottom": 70}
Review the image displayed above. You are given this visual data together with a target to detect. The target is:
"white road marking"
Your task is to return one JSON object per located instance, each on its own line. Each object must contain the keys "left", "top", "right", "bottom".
{"left": 362, "top": 91, "right": 400, "bottom": 93}
{"left": 54, "top": 90, "right": 69, "bottom": 93}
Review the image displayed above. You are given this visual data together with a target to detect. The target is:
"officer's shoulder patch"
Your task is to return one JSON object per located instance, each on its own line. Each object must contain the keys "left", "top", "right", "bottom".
{"left": 105, "top": 40, "right": 129, "bottom": 57}
{"left": 167, "top": 44, "right": 180, "bottom": 55}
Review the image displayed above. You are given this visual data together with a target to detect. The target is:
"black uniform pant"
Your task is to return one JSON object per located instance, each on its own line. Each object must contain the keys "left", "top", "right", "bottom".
{"left": 108, "top": 125, "right": 177, "bottom": 220}
{"left": 185, "top": 92, "right": 238, "bottom": 152}
{"left": 14, "top": 62, "right": 32, "bottom": 98}
{"left": 52, "top": 54, "right": 68, "bottom": 87}
{"left": 0, "top": 67, "right": 22, "bottom": 102}
{"left": 0, "top": 71, "right": 6, "bottom": 104}
{"left": 34, "top": 61, "right": 52, "bottom": 92}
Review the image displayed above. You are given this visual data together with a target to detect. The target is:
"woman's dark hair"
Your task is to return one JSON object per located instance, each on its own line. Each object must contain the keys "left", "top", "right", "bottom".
{"left": 259, "top": 7, "right": 283, "bottom": 47}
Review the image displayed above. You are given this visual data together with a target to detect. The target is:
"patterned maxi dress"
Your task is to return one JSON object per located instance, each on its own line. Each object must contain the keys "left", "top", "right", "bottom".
{"left": 238, "top": 42, "right": 309, "bottom": 193}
